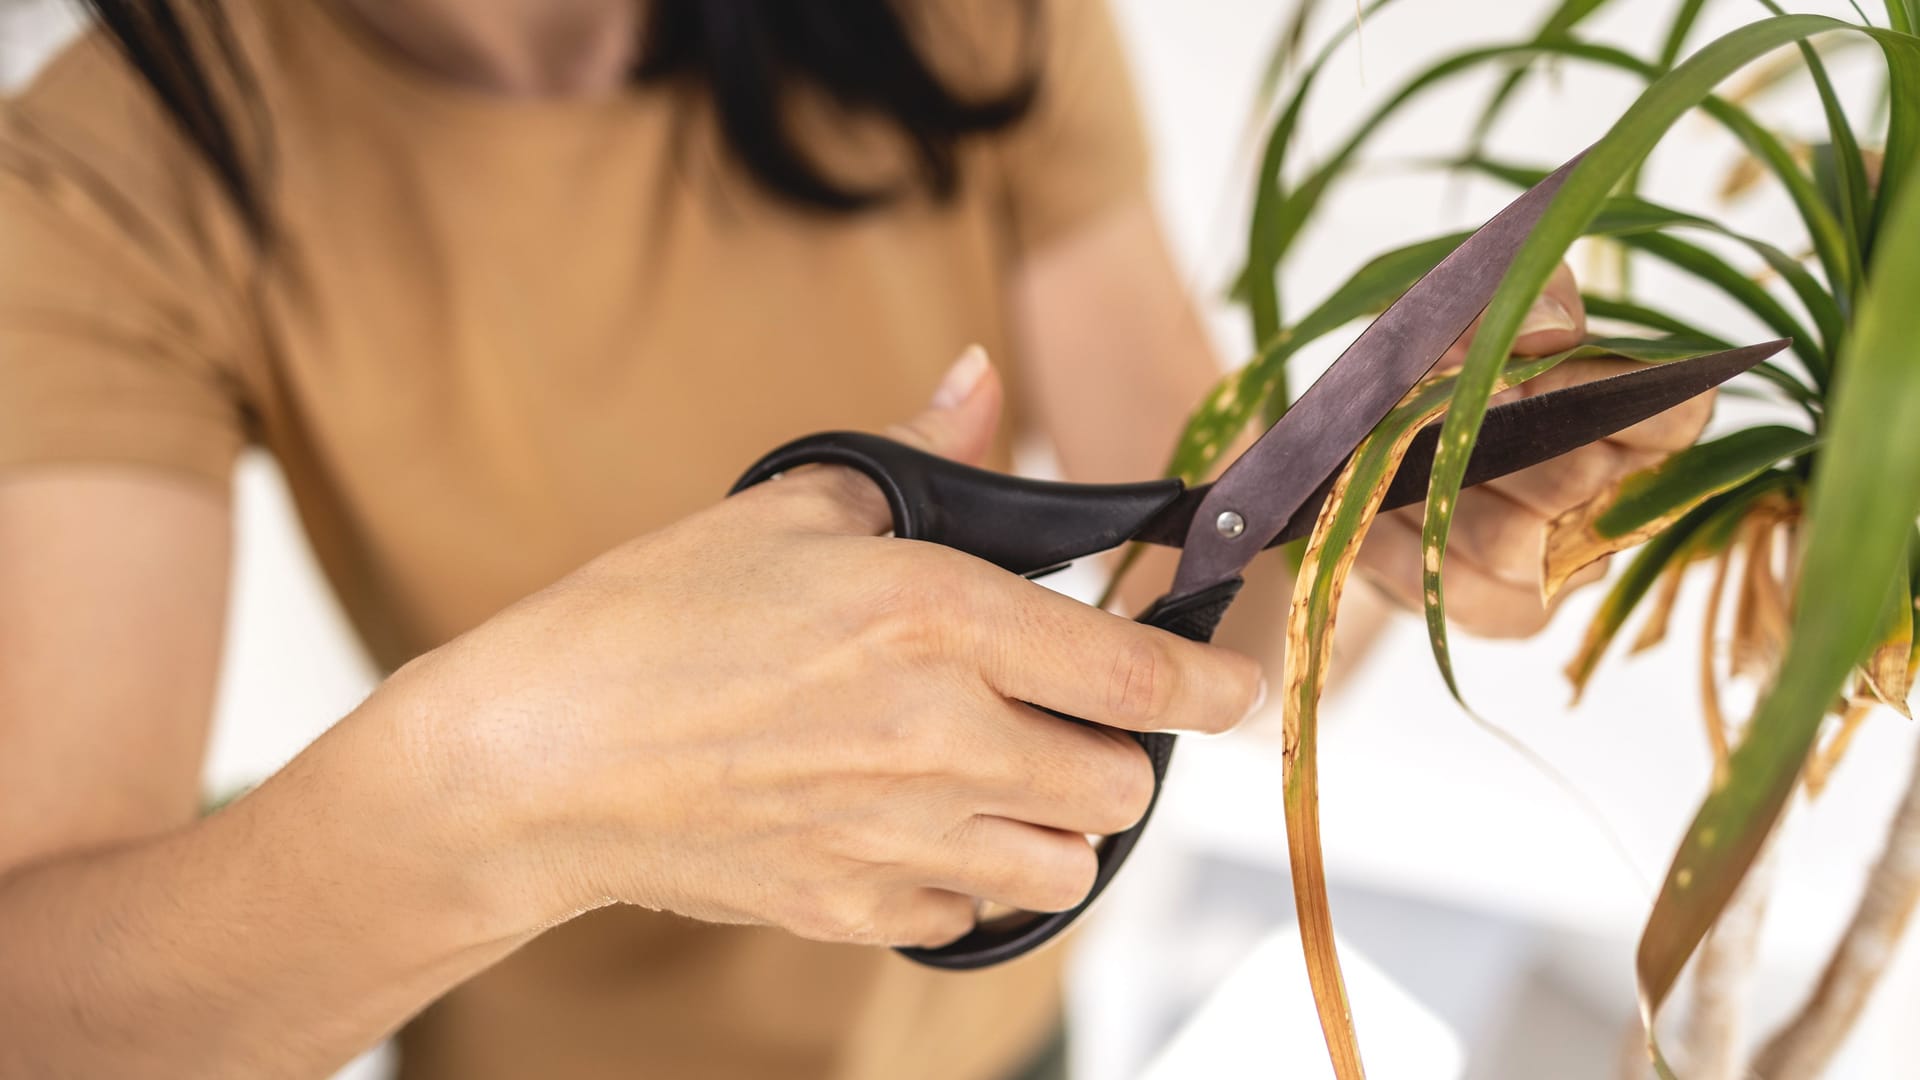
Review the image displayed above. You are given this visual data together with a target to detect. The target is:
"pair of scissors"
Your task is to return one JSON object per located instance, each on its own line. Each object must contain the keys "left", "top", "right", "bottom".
{"left": 730, "top": 153, "right": 1787, "bottom": 971}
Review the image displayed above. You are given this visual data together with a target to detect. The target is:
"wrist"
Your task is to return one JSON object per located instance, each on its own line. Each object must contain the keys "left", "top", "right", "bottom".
{"left": 319, "top": 664, "right": 547, "bottom": 949}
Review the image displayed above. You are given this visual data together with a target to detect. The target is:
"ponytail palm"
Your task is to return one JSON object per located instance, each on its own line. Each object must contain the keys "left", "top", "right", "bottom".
{"left": 1152, "top": 3, "right": 1920, "bottom": 1075}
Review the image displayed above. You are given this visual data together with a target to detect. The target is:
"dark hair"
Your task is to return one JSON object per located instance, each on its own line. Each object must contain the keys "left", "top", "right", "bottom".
{"left": 78, "top": 0, "right": 1041, "bottom": 236}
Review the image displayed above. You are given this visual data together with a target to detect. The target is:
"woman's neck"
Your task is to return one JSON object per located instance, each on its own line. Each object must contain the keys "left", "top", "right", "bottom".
{"left": 336, "top": 0, "right": 641, "bottom": 98}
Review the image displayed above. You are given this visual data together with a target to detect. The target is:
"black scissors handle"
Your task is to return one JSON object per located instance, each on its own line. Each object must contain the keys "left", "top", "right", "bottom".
{"left": 732, "top": 431, "right": 1183, "bottom": 578}
{"left": 731, "top": 432, "right": 1223, "bottom": 969}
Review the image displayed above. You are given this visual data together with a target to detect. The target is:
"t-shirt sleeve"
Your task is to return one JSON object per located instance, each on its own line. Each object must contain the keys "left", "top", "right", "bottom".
{"left": 993, "top": 0, "right": 1151, "bottom": 253}
{"left": 0, "top": 42, "right": 251, "bottom": 489}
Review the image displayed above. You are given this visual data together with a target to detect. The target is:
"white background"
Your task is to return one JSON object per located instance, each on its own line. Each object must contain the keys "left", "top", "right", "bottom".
{"left": 5, "top": 1, "right": 1917, "bottom": 1077}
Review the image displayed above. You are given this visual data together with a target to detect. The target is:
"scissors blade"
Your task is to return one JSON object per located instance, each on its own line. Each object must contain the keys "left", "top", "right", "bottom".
{"left": 1169, "top": 152, "right": 1589, "bottom": 598}
{"left": 1135, "top": 339, "right": 1789, "bottom": 551}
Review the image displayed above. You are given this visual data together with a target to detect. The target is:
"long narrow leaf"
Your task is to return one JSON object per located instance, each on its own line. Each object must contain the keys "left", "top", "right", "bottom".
{"left": 1466, "top": 0, "right": 1624, "bottom": 154}
{"left": 1251, "top": 33, "right": 1869, "bottom": 376}
{"left": 1246, "top": 0, "right": 1400, "bottom": 351}
{"left": 1660, "top": 0, "right": 1713, "bottom": 69}
{"left": 1755, "top": 0, "right": 1875, "bottom": 296}
{"left": 1886, "top": 2, "right": 1913, "bottom": 37}
{"left": 1583, "top": 296, "right": 1738, "bottom": 345}
{"left": 1458, "top": 155, "right": 1844, "bottom": 362}
{"left": 1616, "top": 232, "right": 1823, "bottom": 371}
{"left": 1638, "top": 159, "right": 1920, "bottom": 1045}
{"left": 1282, "top": 350, "right": 1571, "bottom": 1080}
{"left": 1418, "top": 13, "right": 1883, "bottom": 705}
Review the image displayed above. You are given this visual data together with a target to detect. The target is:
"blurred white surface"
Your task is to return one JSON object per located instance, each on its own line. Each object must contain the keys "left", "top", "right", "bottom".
{"left": 6, "top": 1, "right": 1917, "bottom": 1078}
{"left": 1142, "top": 928, "right": 1464, "bottom": 1080}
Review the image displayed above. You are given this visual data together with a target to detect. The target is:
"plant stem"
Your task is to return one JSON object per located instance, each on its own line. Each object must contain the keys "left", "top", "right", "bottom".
{"left": 1679, "top": 838, "right": 1777, "bottom": 1080}
{"left": 1617, "top": 1017, "right": 1657, "bottom": 1080}
{"left": 1754, "top": 736, "right": 1920, "bottom": 1078}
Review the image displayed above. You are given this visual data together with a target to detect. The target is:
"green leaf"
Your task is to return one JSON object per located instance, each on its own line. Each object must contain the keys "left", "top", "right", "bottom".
{"left": 1613, "top": 232, "right": 1822, "bottom": 368}
{"left": 1871, "top": 33, "right": 1920, "bottom": 249}
{"left": 1639, "top": 152, "right": 1920, "bottom": 1040}
{"left": 1594, "top": 427, "right": 1817, "bottom": 539}
{"left": 1249, "top": 31, "right": 1867, "bottom": 374}
{"left": 1583, "top": 302, "right": 1817, "bottom": 409}
{"left": 1542, "top": 426, "right": 1819, "bottom": 597}
{"left": 1659, "top": 0, "right": 1712, "bottom": 69}
{"left": 1245, "top": 0, "right": 1400, "bottom": 353}
{"left": 1418, "top": 13, "right": 1897, "bottom": 706}
{"left": 1583, "top": 296, "right": 1738, "bottom": 345}
{"left": 1287, "top": 233, "right": 1476, "bottom": 358}
{"left": 1887, "top": 1, "right": 1914, "bottom": 35}
{"left": 1708, "top": 103, "right": 1858, "bottom": 318}
{"left": 1456, "top": 156, "right": 1844, "bottom": 365}
{"left": 1805, "top": 73, "right": 1873, "bottom": 274}
{"left": 1465, "top": 0, "right": 1621, "bottom": 154}
{"left": 1756, "top": 0, "right": 1874, "bottom": 292}
{"left": 1246, "top": 38, "right": 1654, "bottom": 353}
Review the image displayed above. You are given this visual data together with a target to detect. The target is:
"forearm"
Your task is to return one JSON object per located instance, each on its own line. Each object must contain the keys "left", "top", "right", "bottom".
{"left": 0, "top": 702, "right": 532, "bottom": 1079}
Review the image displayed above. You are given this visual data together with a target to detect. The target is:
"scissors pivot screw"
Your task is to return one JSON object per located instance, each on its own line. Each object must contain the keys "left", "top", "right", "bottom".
{"left": 1214, "top": 510, "right": 1247, "bottom": 540}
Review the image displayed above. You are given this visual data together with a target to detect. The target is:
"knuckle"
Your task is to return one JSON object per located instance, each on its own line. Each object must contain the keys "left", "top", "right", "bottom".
{"left": 1106, "top": 635, "right": 1176, "bottom": 729}
{"left": 814, "top": 891, "right": 886, "bottom": 946}
{"left": 911, "top": 898, "right": 977, "bottom": 949}
{"left": 1108, "top": 743, "right": 1157, "bottom": 832}
{"left": 863, "top": 555, "right": 979, "bottom": 663}
{"left": 784, "top": 885, "right": 868, "bottom": 944}
{"left": 1036, "top": 841, "right": 1099, "bottom": 912}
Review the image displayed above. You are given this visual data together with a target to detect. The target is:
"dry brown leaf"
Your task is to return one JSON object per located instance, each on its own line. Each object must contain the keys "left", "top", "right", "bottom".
{"left": 1631, "top": 551, "right": 1695, "bottom": 655}
{"left": 1731, "top": 514, "right": 1791, "bottom": 679}
{"left": 1859, "top": 590, "right": 1914, "bottom": 719}
{"left": 1545, "top": 487, "right": 1720, "bottom": 602}
{"left": 1700, "top": 540, "right": 1738, "bottom": 780}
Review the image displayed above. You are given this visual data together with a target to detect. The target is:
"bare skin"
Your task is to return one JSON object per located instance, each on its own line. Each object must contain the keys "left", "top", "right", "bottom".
{"left": 0, "top": 366, "right": 1262, "bottom": 1078}
{"left": 0, "top": 3, "right": 1713, "bottom": 1077}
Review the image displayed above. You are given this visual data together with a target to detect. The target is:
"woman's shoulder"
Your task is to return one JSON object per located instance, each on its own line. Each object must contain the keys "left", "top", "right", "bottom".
{"left": 0, "top": 10, "right": 262, "bottom": 398}
{"left": 3, "top": 11, "right": 249, "bottom": 236}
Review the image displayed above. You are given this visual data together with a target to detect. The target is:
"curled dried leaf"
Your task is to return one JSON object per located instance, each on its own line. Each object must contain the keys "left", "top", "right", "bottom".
{"left": 1543, "top": 426, "right": 1816, "bottom": 600}
{"left": 1859, "top": 559, "right": 1914, "bottom": 718}
{"left": 1731, "top": 509, "right": 1793, "bottom": 680}
{"left": 1560, "top": 480, "right": 1784, "bottom": 703}
{"left": 1806, "top": 690, "right": 1876, "bottom": 800}
{"left": 1632, "top": 554, "right": 1694, "bottom": 655}
{"left": 1701, "top": 539, "right": 1739, "bottom": 780}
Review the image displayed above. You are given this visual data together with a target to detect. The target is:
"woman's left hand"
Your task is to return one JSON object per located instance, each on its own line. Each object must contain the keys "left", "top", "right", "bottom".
{"left": 1354, "top": 263, "right": 1713, "bottom": 638}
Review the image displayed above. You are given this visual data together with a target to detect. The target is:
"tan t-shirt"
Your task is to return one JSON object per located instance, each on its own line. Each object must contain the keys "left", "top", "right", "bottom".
{"left": 0, "top": 1, "right": 1148, "bottom": 1078}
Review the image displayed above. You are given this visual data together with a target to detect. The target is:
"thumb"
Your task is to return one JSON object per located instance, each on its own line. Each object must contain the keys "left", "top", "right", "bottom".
{"left": 773, "top": 345, "right": 1007, "bottom": 536}
{"left": 886, "top": 344, "right": 1004, "bottom": 467}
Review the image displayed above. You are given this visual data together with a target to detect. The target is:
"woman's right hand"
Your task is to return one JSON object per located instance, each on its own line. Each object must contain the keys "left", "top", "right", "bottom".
{"left": 372, "top": 348, "right": 1264, "bottom": 950}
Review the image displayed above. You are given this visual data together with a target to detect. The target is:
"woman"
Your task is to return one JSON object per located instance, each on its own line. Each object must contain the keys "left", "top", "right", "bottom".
{"left": 0, "top": 1, "right": 1701, "bottom": 1077}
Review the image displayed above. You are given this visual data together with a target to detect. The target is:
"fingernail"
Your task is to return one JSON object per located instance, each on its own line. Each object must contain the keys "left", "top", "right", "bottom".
{"left": 1518, "top": 294, "right": 1579, "bottom": 339}
{"left": 930, "top": 345, "right": 990, "bottom": 410}
{"left": 1243, "top": 676, "right": 1269, "bottom": 724}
